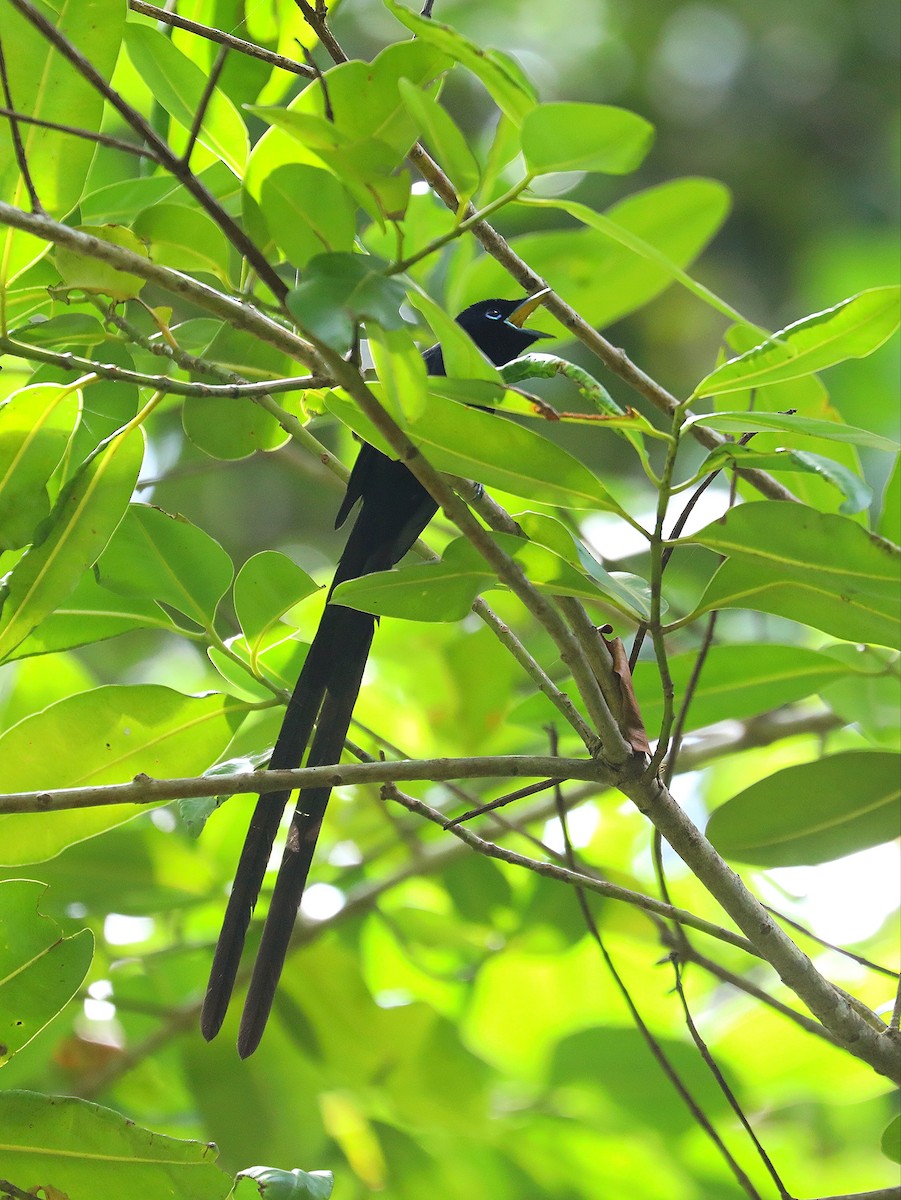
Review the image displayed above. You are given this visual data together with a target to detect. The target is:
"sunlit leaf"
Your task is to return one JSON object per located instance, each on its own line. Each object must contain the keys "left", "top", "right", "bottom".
{"left": 124, "top": 22, "right": 248, "bottom": 175}
{"left": 54, "top": 224, "right": 150, "bottom": 301}
{"left": 132, "top": 203, "right": 234, "bottom": 285}
{"left": 0, "top": 382, "right": 80, "bottom": 551}
{"left": 0, "top": 0, "right": 124, "bottom": 282}
{"left": 633, "top": 644, "right": 852, "bottom": 735}
{"left": 456, "top": 179, "right": 731, "bottom": 329}
{"left": 384, "top": 0, "right": 536, "bottom": 123}
{"left": 694, "top": 287, "right": 901, "bottom": 396}
{"left": 0, "top": 426, "right": 143, "bottom": 663}
{"left": 687, "top": 410, "right": 898, "bottom": 453}
{"left": 522, "top": 102, "right": 654, "bottom": 175}
{"left": 96, "top": 504, "right": 234, "bottom": 628}
{"left": 0, "top": 685, "right": 249, "bottom": 864}
{"left": 0, "top": 880, "right": 92, "bottom": 1062}
{"left": 234, "top": 551, "right": 320, "bottom": 657}
{"left": 259, "top": 165, "right": 357, "bottom": 268}
{"left": 398, "top": 79, "right": 480, "bottom": 201}
{"left": 0, "top": 1091, "right": 229, "bottom": 1199}
{"left": 324, "top": 387, "right": 623, "bottom": 510}
{"left": 683, "top": 503, "right": 901, "bottom": 649}
{"left": 693, "top": 443, "right": 873, "bottom": 515}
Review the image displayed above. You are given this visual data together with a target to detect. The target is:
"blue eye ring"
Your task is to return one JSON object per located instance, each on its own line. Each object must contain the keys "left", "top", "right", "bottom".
{"left": 485, "top": 308, "right": 504, "bottom": 320}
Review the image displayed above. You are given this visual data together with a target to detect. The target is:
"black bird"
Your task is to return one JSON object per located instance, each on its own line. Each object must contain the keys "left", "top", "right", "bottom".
{"left": 201, "top": 292, "right": 550, "bottom": 1056}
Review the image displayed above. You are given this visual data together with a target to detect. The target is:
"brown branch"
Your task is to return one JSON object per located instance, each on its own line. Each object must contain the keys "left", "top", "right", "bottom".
{"left": 183, "top": 44, "right": 228, "bottom": 167}
{"left": 6, "top": 0, "right": 287, "bottom": 302}
{"left": 0, "top": 38, "right": 43, "bottom": 213}
{"left": 128, "top": 0, "right": 315, "bottom": 78}
{"left": 0, "top": 754, "right": 615, "bottom": 813}
{"left": 0, "top": 104, "right": 153, "bottom": 157}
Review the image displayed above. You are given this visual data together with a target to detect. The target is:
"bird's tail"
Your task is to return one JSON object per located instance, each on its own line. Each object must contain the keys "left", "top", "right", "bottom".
{"left": 199, "top": 600, "right": 374, "bottom": 1043}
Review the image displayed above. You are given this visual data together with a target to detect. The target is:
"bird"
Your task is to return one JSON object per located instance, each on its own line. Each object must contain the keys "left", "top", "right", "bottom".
{"left": 201, "top": 291, "right": 551, "bottom": 1057}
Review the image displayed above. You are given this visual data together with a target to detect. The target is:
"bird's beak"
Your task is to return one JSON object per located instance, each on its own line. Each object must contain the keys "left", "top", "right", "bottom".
{"left": 506, "top": 288, "right": 552, "bottom": 330}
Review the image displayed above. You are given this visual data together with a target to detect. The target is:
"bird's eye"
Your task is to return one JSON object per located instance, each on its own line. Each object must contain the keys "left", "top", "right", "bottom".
{"left": 485, "top": 308, "right": 503, "bottom": 320}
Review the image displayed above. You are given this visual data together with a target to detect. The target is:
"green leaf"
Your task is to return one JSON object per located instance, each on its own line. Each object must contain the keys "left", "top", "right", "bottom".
{"left": 0, "top": 685, "right": 249, "bottom": 864}
{"left": 687, "top": 410, "right": 899, "bottom": 453}
{"left": 384, "top": 0, "right": 536, "bottom": 123}
{"left": 0, "top": 426, "right": 144, "bottom": 663}
{"left": 882, "top": 1115, "right": 901, "bottom": 1165}
{"left": 234, "top": 551, "right": 320, "bottom": 657}
{"left": 324, "top": 387, "right": 623, "bottom": 510}
{"left": 334, "top": 531, "right": 643, "bottom": 622}
{"left": 0, "top": 0, "right": 124, "bottom": 283}
{"left": 132, "top": 203, "right": 234, "bottom": 285}
{"left": 522, "top": 102, "right": 654, "bottom": 175}
{"left": 0, "top": 880, "right": 93, "bottom": 1063}
{"left": 245, "top": 41, "right": 450, "bottom": 228}
{"left": 367, "top": 324, "right": 429, "bottom": 421}
{"left": 519, "top": 194, "right": 758, "bottom": 333}
{"left": 0, "top": 1091, "right": 229, "bottom": 1200}
{"left": 236, "top": 1166, "right": 334, "bottom": 1200}
{"left": 633, "top": 644, "right": 852, "bottom": 736}
{"left": 398, "top": 79, "right": 480, "bottom": 201}
{"left": 259, "top": 165, "right": 357, "bottom": 268}
{"left": 683, "top": 503, "right": 901, "bottom": 649}
{"left": 819, "top": 645, "right": 901, "bottom": 748}
{"left": 693, "top": 444, "right": 873, "bottom": 516}
{"left": 287, "top": 253, "right": 409, "bottom": 352}
{"left": 333, "top": 537, "right": 494, "bottom": 622}
{"left": 406, "top": 291, "right": 503, "bottom": 383}
{"left": 181, "top": 325, "right": 293, "bottom": 460}
{"left": 0, "top": 382, "right": 81, "bottom": 551}
{"left": 456, "top": 178, "right": 731, "bottom": 329}
{"left": 6, "top": 570, "right": 172, "bottom": 661}
{"left": 879, "top": 455, "right": 900, "bottom": 544}
{"left": 96, "top": 504, "right": 234, "bottom": 628}
{"left": 54, "top": 224, "right": 150, "bottom": 301}
{"left": 124, "top": 23, "right": 248, "bottom": 175}
{"left": 694, "top": 287, "right": 901, "bottom": 396}
{"left": 706, "top": 751, "right": 901, "bottom": 866}
{"left": 10, "top": 312, "right": 106, "bottom": 347}
{"left": 516, "top": 512, "right": 653, "bottom": 619}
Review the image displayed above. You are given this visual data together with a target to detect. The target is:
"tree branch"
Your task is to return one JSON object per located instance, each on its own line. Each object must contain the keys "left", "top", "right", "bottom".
{"left": 5, "top": 0, "right": 288, "bottom": 301}
{"left": 127, "top": 0, "right": 315, "bottom": 78}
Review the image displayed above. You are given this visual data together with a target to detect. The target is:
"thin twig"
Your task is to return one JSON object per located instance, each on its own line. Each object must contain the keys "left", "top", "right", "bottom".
{"left": 299, "top": 44, "right": 333, "bottom": 121}
{"left": 382, "top": 785, "right": 756, "bottom": 953}
{"left": 552, "top": 770, "right": 763, "bottom": 1200}
{"left": 6, "top": 0, "right": 287, "bottom": 301}
{"left": 128, "top": 0, "right": 315, "bottom": 78}
{"left": 668, "top": 955, "right": 789, "bottom": 1198}
{"left": 0, "top": 335, "right": 321, "bottom": 397}
{"left": 446, "top": 777, "right": 562, "bottom": 827}
{"left": 679, "top": 946, "right": 843, "bottom": 1048}
{"left": 0, "top": 104, "right": 153, "bottom": 157}
{"left": 761, "top": 905, "right": 899, "bottom": 980}
{"left": 0, "top": 38, "right": 43, "bottom": 212}
{"left": 183, "top": 44, "right": 228, "bottom": 167}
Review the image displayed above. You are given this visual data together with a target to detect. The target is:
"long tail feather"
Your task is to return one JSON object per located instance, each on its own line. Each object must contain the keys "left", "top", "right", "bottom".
{"left": 201, "top": 608, "right": 348, "bottom": 1039}
{"left": 237, "top": 612, "right": 374, "bottom": 1056}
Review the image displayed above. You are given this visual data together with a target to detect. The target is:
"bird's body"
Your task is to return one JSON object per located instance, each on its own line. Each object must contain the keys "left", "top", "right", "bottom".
{"left": 202, "top": 294, "right": 549, "bottom": 1056}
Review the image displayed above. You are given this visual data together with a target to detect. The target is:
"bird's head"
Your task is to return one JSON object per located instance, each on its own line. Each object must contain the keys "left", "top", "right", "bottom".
{"left": 455, "top": 290, "right": 552, "bottom": 365}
